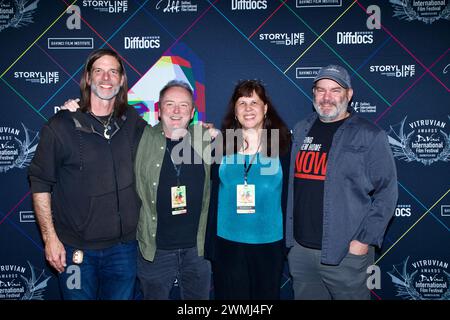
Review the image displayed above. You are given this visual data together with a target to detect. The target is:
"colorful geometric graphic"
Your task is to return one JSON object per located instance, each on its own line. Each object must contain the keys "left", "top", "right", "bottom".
{"left": 128, "top": 55, "right": 205, "bottom": 126}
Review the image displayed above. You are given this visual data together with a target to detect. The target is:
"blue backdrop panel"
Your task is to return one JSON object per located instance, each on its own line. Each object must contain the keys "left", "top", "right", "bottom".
{"left": 0, "top": 0, "right": 449, "bottom": 300}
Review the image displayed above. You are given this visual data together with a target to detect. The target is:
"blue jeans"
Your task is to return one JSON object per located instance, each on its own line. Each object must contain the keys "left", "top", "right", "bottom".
{"left": 137, "top": 247, "right": 211, "bottom": 300}
{"left": 59, "top": 241, "right": 137, "bottom": 300}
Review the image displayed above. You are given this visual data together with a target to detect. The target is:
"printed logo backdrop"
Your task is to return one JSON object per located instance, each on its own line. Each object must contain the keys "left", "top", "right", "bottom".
{"left": 0, "top": 0, "right": 449, "bottom": 300}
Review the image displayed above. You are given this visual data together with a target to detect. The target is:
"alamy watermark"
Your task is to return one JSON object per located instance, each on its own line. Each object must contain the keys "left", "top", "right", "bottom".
{"left": 168, "top": 127, "right": 282, "bottom": 176}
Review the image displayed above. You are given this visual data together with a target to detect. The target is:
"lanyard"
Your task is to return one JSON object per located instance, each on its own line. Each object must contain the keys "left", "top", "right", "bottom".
{"left": 166, "top": 146, "right": 182, "bottom": 186}
{"left": 243, "top": 152, "right": 258, "bottom": 185}
{"left": 242, "top": 138, "right": 262, "bottom": 185}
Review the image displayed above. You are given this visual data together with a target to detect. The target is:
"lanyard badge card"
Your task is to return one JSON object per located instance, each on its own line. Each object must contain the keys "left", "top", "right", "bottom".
{"left": 236, "top": 153, "right": 257, "bottom": 214}
{"left": 171, "top": 185, "right": 187, "bottom": 215}
{"left": 167, "top": 146, "right": 187, "bottom": 215}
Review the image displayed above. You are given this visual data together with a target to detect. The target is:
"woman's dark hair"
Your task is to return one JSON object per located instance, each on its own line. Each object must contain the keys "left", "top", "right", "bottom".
{"left": 79, "top": 48, "right": 128, "bottom": 117}
{"left": 221, "top": 80, "right": 290, "bottom": 157}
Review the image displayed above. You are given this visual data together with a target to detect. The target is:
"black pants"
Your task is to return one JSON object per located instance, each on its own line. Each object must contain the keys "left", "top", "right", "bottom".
{"left": 212, "top": 237, "right": 285, "bottom": 300}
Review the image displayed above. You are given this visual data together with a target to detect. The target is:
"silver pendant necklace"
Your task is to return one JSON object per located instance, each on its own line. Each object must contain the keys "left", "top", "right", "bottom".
{"left": 103, "top": 126, "right": 110, "bottom": 139}
{"left": 102, "top": 112, "right": 113, "bottom": 139}
{"left": 90, "top": 112, "right": 114, "bottom": 139}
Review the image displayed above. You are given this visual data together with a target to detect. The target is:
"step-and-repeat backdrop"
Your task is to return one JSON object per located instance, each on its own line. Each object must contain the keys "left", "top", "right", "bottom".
{"left": 0, "top": 0, "right": 449, "bottom": 300}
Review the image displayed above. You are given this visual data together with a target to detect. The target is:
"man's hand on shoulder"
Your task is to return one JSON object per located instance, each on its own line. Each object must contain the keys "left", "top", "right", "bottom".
{"left": 60, "top": 98, "right": 80, "bottom": 112}
{"left": 199, "top": 121, "right": 219, "bottom": 139}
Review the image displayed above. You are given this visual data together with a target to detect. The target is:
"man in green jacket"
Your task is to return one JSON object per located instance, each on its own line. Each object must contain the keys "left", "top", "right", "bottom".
{"left": 134, "top": 80, "right": 212, "bottom": 300}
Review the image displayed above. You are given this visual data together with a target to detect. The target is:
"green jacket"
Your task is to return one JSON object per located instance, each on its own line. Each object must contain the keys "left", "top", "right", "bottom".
{"left": 135, "top": 123, "right": 211, "bottom": 261}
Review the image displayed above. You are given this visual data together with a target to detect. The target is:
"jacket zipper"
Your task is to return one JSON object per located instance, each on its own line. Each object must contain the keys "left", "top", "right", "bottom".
{"left": 108, "top": 138, "right": 123, "bottom": 240}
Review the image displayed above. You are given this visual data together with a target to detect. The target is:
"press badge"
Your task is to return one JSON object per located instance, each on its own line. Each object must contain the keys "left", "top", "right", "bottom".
{"left": 171, "top": 185, "right": 187, "bottom": 215}
{"left": 236, "top": 184, "right": 256, "bottom": 214}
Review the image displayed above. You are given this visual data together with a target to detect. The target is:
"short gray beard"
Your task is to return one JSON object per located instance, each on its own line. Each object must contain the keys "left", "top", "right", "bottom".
{"left": 313, "top": 99, "right": 348, "bottom": 122}
{"left": 91, "top": 83, "right": 120, "bottom": 100}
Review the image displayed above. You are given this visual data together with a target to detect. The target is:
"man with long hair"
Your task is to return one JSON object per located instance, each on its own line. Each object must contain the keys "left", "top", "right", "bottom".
{"left": 28, "top": 49, "right": 146, "bottom": 299}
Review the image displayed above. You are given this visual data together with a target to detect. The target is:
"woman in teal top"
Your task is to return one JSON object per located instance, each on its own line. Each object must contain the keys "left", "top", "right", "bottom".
{"left": 206, "top": 80, "right": 290, "bottom": 299}
{"left": 217, "top": 152, "right": 283, "bottom": 244}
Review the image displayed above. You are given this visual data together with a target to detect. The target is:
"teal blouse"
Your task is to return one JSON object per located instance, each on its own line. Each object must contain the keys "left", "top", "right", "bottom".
{"left": 217, "top": 153, "right": 283, "bottom": 244}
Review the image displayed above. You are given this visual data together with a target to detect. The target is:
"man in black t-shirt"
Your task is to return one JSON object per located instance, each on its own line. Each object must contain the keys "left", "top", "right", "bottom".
{"left": 134, "top": 80, "right": 212, "bottom": 300}
{"left": 286, "top": 65, "right": 398, "bottom": 300}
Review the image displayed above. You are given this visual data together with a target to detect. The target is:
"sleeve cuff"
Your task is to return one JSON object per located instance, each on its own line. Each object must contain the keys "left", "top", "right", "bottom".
{"left": 29, "top": 178, "right": 53, "bottom": 193}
